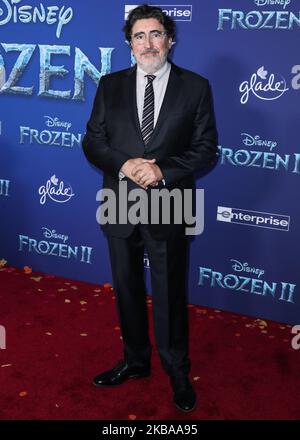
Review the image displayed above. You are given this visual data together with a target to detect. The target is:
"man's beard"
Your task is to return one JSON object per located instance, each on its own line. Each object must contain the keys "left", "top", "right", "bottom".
{"left": 137, "top": 50, "right": 168, "bottom": 73}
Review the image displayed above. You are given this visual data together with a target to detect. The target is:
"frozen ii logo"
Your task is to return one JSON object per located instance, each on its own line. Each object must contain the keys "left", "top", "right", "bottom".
{"left": 0, "top": 0, "right": 73, "bottom": 38}
{"left": 19, "top": 227, "right": 93, "bottom": 264}
{"left": 198, "top": 259, "right": 297, "bottom": 304}
{"left": 218, "top": 132, "right": 300, "bottom": 175}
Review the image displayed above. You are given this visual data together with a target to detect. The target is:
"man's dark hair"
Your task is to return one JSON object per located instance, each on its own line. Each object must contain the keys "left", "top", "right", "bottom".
{"left": 123, "top": 4, "right": 176, "bottom": 42}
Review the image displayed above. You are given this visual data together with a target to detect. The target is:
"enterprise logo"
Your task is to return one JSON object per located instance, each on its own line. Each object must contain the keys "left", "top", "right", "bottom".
{"left": 124, "top": 5, "right": 192, "bottom": 21}
{"left": 217, "top": 206, "right": 290, "bottom": 231}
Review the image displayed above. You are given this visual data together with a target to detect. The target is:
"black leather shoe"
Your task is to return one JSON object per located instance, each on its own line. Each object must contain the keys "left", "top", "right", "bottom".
{"left": 171, "top": 376, "right": 197, "bottom": 412}
{"left": 93, "top": 360, "right": 151, "bottom": 387}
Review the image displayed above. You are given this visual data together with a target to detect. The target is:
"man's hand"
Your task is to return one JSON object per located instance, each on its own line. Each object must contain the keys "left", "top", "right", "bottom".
{"left": 121, "top": 158, "right": 152, "bottom": 188}
{"left": 131, "top": 159, "right": 163, "bottom": 189}
{"left": 121, "top": 158, "right": 164, "bottom": 189}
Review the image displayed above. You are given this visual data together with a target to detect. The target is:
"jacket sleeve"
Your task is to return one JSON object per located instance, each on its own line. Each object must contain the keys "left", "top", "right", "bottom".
{"left": 157, "top": 80, "right": 218, "bottom": 186}
{"left": 82, "top": 77, "right": 131, "bottom": 177}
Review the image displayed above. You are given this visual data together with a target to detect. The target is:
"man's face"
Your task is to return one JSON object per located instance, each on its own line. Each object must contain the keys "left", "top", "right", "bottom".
{"left": 130, "top": 18, "right": 172, "bottom": 73}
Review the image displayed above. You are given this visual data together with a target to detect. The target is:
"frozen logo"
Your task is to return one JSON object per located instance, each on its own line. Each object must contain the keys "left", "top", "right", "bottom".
{"left": 20, "top": 116, "right": 81, "bottom": 148}
{"left": 0, "top": 0, "right": 73, "bottom": 39}
{"left": 254, "top": 0, "right": 291, "bottom": 8}
{"left": 0, "top": 44, "right": 113, "bottom": 100}
{"left": 38, "top": 174, "right": 75, "bottom": 205}
{"left": 239, "top": 66, "right": 289, "bottom": 104}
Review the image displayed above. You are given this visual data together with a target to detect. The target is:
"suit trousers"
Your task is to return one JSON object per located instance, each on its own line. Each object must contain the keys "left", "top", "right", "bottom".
{"left": 107, "top": 224, "right": 191, "bottom": 378}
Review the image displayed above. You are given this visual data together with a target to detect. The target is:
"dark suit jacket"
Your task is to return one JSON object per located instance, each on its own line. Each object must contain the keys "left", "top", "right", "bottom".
{"left": 82, "top": 62, "right": 218, "bottom": 239}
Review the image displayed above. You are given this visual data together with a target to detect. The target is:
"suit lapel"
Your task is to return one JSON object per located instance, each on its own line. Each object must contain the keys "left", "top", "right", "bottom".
{"left": 124, "top": 63, "right": 183, "bottom": 150}
{"left": 145, "top": 63, "right": 182, "bottom": 151}
{"left": 125, "top": 65, "right": 145, "bottom": 145}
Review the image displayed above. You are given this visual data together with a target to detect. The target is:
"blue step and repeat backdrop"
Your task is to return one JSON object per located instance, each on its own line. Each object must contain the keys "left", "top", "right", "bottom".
{"left": 0, "top": 0, "right": 299, "bottom": 324}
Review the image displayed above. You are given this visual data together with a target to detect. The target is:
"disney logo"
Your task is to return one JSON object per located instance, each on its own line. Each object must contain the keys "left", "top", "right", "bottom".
{"left": 254, "top": 0, "right": 291, "bottom": 9}
{"left": 239, "top": 66, "right": 289, "bottom": 104}
{"left": 0, "top": 0, "right": 73, "bottom": 39}
{"left": 231, "top": 259, "right": 265, "bottom": 278}
{"left": 42, "top": 227, "right": 69, "bottom": 243}
{"left": 241, "top": 133, "right": 277, "bottom": 151}
{"left": 38, "top": 175, "right": 75, "bottom": 205}
{"left": 44, "top": 116, "right": 72, "bottom": 131}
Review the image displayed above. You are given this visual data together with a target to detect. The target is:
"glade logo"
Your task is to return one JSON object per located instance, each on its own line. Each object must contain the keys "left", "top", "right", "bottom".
{"left": 217, "top": 206, "right": 290, "bottom": 231}
{"left": 124, "top": 4, "right": 192, "bottom": 21}
{"left": 44, "top": 116, "right": 72, "bottom": 131}
{"left": 241, "top": 132, "right": 277, "bottom": 151}
{"left": 239, "top": 66, "right": 289, "bottom": 104}
{"left": 0, "top": 0, "right": 73, "bottom": 39}
{"left": 38, "top": 174, "right": 75, "bottom": 205}
{"left": 254, "top": 0, "right": 291, "bottom": 8}
{"left": 230, "top": 259, "right": 264, "bottom": 278}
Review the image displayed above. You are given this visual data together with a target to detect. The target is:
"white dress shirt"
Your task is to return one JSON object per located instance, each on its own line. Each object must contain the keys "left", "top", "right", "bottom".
{"left": 136, "top": 61, "right": 171, "bottom": 127}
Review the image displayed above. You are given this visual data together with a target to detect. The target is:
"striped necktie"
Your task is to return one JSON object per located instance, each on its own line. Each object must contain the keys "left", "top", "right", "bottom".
{"left": 141, "top": 74, "right": 156, "bottom": 144}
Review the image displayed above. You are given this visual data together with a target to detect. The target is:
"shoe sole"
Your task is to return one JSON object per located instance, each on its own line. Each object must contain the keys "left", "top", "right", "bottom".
{"left": 93, "top": 372, "right": 151, "bottom": 387}
{"left": 174, "top": 398, "right": 197, "bottom": 413}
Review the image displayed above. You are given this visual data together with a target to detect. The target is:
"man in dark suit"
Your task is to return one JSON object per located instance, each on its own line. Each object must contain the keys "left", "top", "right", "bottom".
{"left": 82, "top": 4, "right": 218, "bottom": 412}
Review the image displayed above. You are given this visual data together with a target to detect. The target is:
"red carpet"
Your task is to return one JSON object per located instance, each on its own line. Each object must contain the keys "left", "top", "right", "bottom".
{"left": 0, "top": 263, "right": 300, "bottom": 420}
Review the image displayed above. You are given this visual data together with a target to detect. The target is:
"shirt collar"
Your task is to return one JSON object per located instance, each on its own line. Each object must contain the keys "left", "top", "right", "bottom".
{"left": 137, "top": 61, "right": 170, "bottom": 82}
